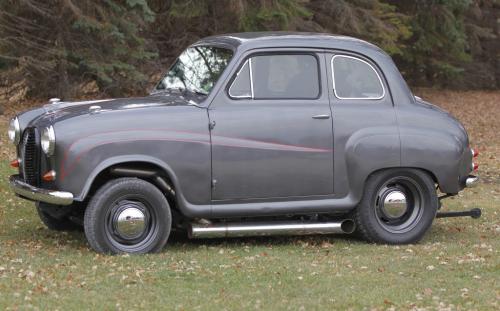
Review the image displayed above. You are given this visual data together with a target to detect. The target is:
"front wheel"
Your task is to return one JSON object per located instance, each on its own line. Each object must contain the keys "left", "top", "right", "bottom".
{"left": 354, "top": 168, "right": 438, "bottom": 244}
{"left": 84, "top": 178, "right": 172, "bottom": 254}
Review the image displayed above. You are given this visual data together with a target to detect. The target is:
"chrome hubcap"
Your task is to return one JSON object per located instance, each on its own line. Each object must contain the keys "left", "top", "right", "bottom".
{"left": 114, "top": 206, "right": 146, "bottom": 239}
{"left": 375, "top": 177, "right": 424, "bottom": 234}
{"left": 381, "top": 190, "right": 408, "bottom": 219}
{"left": 105, "top": 196, "right": 159, "bottom": 251}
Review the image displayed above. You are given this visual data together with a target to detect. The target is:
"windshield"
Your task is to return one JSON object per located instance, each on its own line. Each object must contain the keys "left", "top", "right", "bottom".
{"left": 156, "top": 46, "right": 233, "bottom": 95}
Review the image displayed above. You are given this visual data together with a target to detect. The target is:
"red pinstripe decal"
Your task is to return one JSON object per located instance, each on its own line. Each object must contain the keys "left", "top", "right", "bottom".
{"left": 60, "top": 129, "right": 333, "bottom": 179}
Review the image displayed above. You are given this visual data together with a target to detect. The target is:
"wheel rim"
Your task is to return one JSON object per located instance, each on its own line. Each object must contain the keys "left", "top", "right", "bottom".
{"left": 374, "top": 176, "right": 424, "bottom": 233}
{"left": 105, "top": 195, "right": 159, "bottom": 251}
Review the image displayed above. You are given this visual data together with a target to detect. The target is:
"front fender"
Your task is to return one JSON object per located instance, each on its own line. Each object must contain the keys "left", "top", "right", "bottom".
{"left": 57, "top": 133, "right": 211, "bottom": 207}
{"left": 73, "top": 155, "right": 212, "bottom": 217}
{"left": 51, "top": 106, "right": 212, "bottom": 207}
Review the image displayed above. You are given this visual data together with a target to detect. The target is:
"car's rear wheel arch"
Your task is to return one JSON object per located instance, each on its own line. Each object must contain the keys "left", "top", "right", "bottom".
{"left": 350, "top": 167, "right": 437, "bottom": 206}
{"left": 365, "top": 167, "right": 438, "bottom": 186}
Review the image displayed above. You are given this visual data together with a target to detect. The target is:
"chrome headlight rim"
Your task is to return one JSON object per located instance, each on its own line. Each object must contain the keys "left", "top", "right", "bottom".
{"left": 8, "top": 117, "right": 21, "bottom": 145}
{"left": 41, "top": 125, "right": 56, "bottom": 156}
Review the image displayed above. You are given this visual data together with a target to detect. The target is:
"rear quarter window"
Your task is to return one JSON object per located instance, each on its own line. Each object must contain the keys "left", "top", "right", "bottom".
{"left": 331, "top": 55, "right": 385, "bottom": 100}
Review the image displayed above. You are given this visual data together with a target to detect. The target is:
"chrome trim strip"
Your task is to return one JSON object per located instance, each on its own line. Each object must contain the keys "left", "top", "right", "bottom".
{"left": 249, "top": 58, "right": 254, "bottom": 99}
{"left": 331, "top": 54, "right": 386, "bottom": 100}
{"left": 465, "top": 175, "right": 479, "bottom": 188}
{"left": 9, "top": 175, "right": 74, "bottom": 205}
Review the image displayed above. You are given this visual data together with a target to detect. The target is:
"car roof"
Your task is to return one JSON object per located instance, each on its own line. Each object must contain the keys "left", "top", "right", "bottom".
{"left": 194, "top": 32, "right": 383, "bottom": 54}
{"left": 191, "top": 32, "right": 415, "bottom": 108}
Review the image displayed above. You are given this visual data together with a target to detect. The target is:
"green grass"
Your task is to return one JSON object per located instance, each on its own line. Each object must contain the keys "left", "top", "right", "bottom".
{"left": 1, "top": 100, "right": 499, "bottom": 310}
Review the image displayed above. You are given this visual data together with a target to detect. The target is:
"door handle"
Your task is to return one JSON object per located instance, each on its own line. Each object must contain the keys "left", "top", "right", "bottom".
{"left": 312, "top": 114, "right": 330, "bottom": 119}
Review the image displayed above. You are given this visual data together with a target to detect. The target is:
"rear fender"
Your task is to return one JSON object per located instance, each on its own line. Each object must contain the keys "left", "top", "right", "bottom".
{"left": 400, "top": 128, "right": 466, "bottom": 193}
{"left": 343, "top": 126, "right": 401, "bottom": 200}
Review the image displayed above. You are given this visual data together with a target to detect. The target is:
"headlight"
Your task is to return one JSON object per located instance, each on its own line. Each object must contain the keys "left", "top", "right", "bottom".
{"left": 8, "top": 117, "right": 20, "bottom": 145}
{"left": 41, "top": 126, "right": 56, "bottom": 156}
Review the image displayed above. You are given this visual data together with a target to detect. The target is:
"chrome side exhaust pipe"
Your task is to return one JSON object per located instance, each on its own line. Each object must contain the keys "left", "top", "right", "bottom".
{"left": 188, "top": 220, "right": 355, "bottom": 239}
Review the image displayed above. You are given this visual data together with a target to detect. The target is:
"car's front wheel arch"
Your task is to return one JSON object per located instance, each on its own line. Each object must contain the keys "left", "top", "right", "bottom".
{"left": 76, "top": 156, "right": 180, "bottom": 202}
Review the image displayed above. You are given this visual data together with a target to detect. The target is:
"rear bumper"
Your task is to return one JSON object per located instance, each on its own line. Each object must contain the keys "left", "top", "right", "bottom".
{"left": 9, "top": 175, "right": 74, "bottom": 206}
{"left": 465, "top": 175, "right": 479, "bottom": 188}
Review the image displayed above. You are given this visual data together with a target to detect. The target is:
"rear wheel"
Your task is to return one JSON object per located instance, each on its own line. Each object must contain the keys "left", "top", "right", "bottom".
{"left": 354, "top": 168, "right": 438, "bottom": 244}
{"left": 84, "top": 178, "right": 171, "bottom": 254}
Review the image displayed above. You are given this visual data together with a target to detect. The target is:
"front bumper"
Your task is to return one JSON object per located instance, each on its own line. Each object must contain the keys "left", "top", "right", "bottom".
{"left": 9, "top": 175, "right": 74, "bottom": 206}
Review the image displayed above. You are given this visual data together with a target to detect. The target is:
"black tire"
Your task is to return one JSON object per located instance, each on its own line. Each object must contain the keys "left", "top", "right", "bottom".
{"left": 354, "top": 168, "right": 438, "bottom": 244}
{"left": 36, "top": 202, "right": 81, "bottom": 231}
{"left": 84, "top": 178, "right": 172, "bottom": 254}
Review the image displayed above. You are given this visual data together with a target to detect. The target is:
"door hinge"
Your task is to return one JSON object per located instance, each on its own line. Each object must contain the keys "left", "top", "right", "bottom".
{"left": 209, "top": 120, "right": 216, "bottom": 130}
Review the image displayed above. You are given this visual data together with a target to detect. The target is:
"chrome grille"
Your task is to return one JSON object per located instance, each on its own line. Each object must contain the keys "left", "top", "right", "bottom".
{"left": 20, "top": 128, "right": 39, "bottom": 186}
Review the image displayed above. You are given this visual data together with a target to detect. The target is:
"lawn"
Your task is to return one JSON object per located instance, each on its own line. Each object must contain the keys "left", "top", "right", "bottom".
{"left": 0, "top": 90, "right": 498, "bottom": 310}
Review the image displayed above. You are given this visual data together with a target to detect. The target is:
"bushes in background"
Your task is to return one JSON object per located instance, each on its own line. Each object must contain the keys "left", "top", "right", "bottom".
{"left": 0, "top": 0, "right": 498, "bottom": 100}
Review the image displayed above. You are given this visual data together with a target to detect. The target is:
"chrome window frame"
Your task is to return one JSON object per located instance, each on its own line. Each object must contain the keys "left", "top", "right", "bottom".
{"left": 228, "top": 53, "right": 321, "bottom": 100}
{"left": 228, "top": 58, "right": 254, "bottom": 99}
{"left": 331, "top": 54, "right": 385, "bottom": 100}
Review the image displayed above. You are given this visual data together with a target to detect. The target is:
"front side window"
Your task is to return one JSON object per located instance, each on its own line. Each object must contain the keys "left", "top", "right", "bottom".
{"left": 157, "top": 46, "right": 233, "bottom": 95}
{"left": 331, "top": 55, "right": 385, "bottom": 100}
{"left": 229, "top": 54, "right": 319, "bottom": 99}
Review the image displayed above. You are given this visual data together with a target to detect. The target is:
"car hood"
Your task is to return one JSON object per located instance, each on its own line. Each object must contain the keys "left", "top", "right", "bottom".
{"left": 22, "top": 93, "right": 202, "bottom": 126}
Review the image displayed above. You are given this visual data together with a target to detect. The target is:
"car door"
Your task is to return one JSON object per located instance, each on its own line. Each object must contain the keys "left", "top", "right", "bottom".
{"left": 326, "top": 52, "right": 399, "bottom": 198}
{"left": 208, "top": 50, "right": 334, "bottom": 201}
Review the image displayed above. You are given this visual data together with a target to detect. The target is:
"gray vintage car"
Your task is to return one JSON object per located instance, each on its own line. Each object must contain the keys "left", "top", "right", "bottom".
{"left": 8, "top": 32, "right": 480, "bottom": 254}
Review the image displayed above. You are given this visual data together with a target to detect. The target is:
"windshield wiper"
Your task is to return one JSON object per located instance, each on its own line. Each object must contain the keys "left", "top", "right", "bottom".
{"left": 179, "top": 87, "right": 208, "bottom": 96}
{"left": 152, "top": 86, "right": 208, "bottom": 97}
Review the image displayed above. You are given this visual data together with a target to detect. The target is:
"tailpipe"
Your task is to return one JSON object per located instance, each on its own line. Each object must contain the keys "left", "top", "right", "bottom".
{"left": 188, "top": 219, "right": 355, "bottom": 239}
